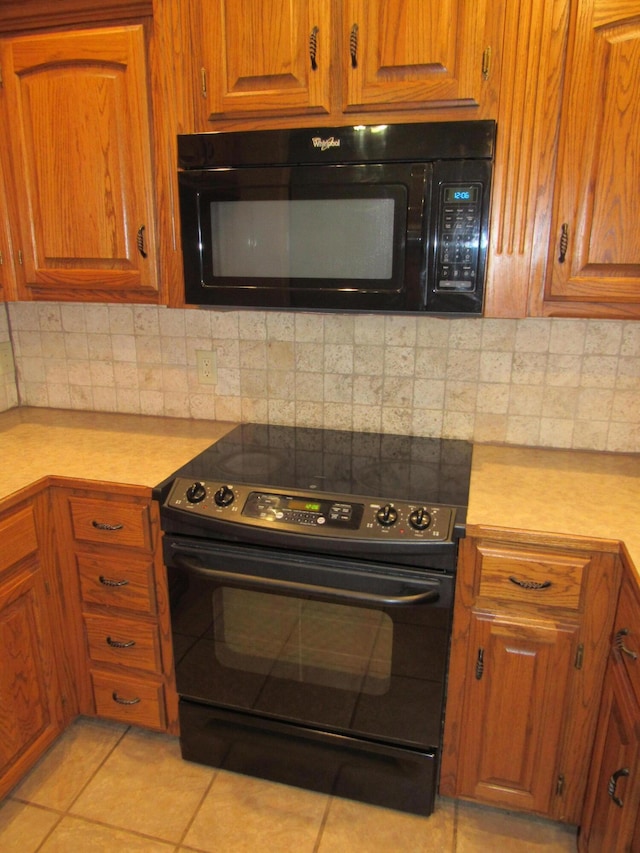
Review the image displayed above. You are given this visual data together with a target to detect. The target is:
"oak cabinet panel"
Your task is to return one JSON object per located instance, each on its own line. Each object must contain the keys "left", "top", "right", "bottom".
{"left": 53, "top": 484, "right": 178, "bottom": 734}
{"left": 0, "top": 25, "right": 160, "bottom": 302}
{"left": 580, "top": 570, "right": 640, "bottom": 852}
{"left": 542, "top": 1, "right": 640, "bottom": 317}
{"left": 343, "top": 0, "right": 494, "bottom": 113}
{"left": 442, "top": 533, "right": 621, "bottom": 823}
{"left": 195, "top": 0, "right": 332, "bottom": 123}
{"left": 0, "top": 502, "right": 64, "bottom": 800}
{"left": 189, "top": 0, "right": 501, "bottom": 126}
{"left": 457, "top": 612, "right": 576, "bottom": 814}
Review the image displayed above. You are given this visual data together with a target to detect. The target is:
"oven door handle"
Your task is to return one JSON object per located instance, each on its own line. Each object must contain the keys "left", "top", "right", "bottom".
{"left": 173, "top": 555, "right": 440, "bottom": 606}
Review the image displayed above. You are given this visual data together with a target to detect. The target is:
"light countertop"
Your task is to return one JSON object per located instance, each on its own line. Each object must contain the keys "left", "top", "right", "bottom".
{"left": 468, "top": 443, "right": 640, "bottom": 575}
{"left": 1, "top": 407, "right": 638, "bottom": 577}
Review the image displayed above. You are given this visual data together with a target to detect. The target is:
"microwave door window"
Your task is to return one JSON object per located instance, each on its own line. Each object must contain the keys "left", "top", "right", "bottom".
{"left": 209, "top": 198, "right": 396, "bottom": 282}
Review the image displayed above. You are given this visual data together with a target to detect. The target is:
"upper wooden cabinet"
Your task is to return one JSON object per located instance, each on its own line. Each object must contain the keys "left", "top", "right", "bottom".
{"left": 343, "top": 0, "right": 495, "bottom": 113}
{"left": 0, "top": 25, "right": 161, "bottom": 303}
{"left": 540, "top": 0, "right": 640, "bottom": 318}
{"left": 189, "top": 0, "right": 502, "bottom": 127}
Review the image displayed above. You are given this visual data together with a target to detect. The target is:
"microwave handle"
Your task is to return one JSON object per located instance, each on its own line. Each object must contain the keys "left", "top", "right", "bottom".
{"left": 173, "top": 554, "right": 439, "bottom": 607}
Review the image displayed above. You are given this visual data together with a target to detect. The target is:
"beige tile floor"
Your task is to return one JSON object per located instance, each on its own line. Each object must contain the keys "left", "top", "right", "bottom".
{"left": 1, "top": 718, "right": 578, "bottom": 852}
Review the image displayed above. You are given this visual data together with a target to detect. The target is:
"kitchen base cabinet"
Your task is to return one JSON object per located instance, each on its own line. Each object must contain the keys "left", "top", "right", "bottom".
{"left": 579, "top": 567, "right": 640, "bottom": 852}
{"left": 0, "top": 498, "right": 64, "bottom": 800}
{"left": 52, "top": 482, "right": 178, "bottom": 735}
{"left": 441, "top": 530, "right": 621, "bottom": 823}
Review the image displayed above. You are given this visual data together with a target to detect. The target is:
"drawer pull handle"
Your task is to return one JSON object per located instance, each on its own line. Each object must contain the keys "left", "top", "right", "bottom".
{"left": 509, "top": 576, "right": 552, "bottom": 591}
{"left": 99, "top": 575, "right": 129, "bottom": 588}
{"left": 112, "top": 691, "right": 141, "bottom": 706}
{"left": 615, "top": 628, "right": 638, "bottom": 660}
{"left": 106, "top": 636, "right": 136, "bottom": 649}
{"left": 92, "top": 520, "right": 124, "bottom": 532}
{"left": 608, "top": 767, "right": 630, "bottom": 808}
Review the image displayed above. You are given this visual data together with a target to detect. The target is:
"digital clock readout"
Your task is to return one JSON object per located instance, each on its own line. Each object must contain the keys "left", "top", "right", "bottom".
{"left": 288, "top": 500, "right": 321, "bottom": 512}
{"left": 444, "top": 186, "right": 479, "bottom": 203}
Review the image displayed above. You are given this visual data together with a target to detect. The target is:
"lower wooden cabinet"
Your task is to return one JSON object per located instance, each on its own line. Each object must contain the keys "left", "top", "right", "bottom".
{"left": 441, "top": 531, "right": 622, "bottom": 823}
{"left": 52, "top": 482, "right": 178, "bottom": 735}
{"left": 579, "top": 569, "right": 640, "bottom": 852}
{"left": 0, "top": 497, "right": 64, "bottom": 800}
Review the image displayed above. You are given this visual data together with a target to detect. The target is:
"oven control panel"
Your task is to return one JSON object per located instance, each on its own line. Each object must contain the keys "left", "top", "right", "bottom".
{"left": 166, "top": 478, "right": 455, "bottom": 542}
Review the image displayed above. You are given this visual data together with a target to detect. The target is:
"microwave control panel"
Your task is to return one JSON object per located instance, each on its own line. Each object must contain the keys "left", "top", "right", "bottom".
{"left": 434, "top": 183, "right": 483, "bottom": 294}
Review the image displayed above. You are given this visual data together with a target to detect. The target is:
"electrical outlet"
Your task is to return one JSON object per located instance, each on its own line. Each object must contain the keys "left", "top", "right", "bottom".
{"left": 196, "top": 349, "right": 217, "bottom": 385}
{"left": 0, "top": 341, "right": 14, "bottom": 378}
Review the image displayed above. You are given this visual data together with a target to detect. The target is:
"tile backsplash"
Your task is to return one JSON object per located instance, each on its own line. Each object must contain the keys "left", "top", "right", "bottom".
{"left": 0, "top": 304, "right": 18, "bottom": 412}
{"left": 6, "top": 302, "right": 640, "bottom": 453}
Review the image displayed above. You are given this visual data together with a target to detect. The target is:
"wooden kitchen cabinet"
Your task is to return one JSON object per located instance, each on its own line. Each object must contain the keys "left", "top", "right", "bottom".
{"left": 0, "top": 498, "right": 64, "bottom": 800}
{"left": 539, "top": 0, "right": 640, "bottom": 319}
{"left": 52, "top": 483, "right": 178, "bottom": 733}
{"left": 0, "top": 25, "right": 161, "bottom": 303}
{"left": 579, "top": 567, "right": 640, "bottom": 852}
{"left": 188, "top": 0, "right": 503, "bottom": 127}
{"left": 441, "top": 531, "right": 621, "bottom": 823}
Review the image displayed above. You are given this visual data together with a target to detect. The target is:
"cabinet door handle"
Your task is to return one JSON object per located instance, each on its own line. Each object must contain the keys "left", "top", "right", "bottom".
{"left": 309, "top": 26, "right": 319, "bottom": 70}
{"left": 349, "top": 24, "right": 359, "bottom": 68}
{"left": 608, "top": 767, "right": 630, "bottom": 808}
{"left": 475, "top": 647, "right": 484, "bottom": 680}
{"left": 112, "top": 691, "right": 141, "bottom": 706}
{"left": 509, "top": 576, "right": 552, "bottom": 591}
{"left": 92, "top": 520, "right": 124, "bottom": 531}
{"left": 558, "top": 222, "right": 569, "bottom": 263}
{"left": 615, "top": 628, "right": 638, "bottom": 660}
{"left": 99, "top": 575, "right": 129, "bottom": 588}
{"left": 106, "top": 636, "right": 136, "bottom": 649}
{"left": 137, "top": 224, "right": 147, "bottom": 258}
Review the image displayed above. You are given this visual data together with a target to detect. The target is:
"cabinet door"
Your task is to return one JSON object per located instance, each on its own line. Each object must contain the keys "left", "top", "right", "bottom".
{"left": 0, "top": 26, "right": 159, "bottom": 302}
{"left": 543, "top": 1, "right": 640, "bottom": 316}
{"left": 580, "top": 661, "right": 640, "bottom": 852}
{"left": 457, "top": 611, "right": 577, "bottom": 814}
{"left": 343, "top": 0, "right": 495, "bottom": 112}
{"left": 195, "top": 0, "right": 332, "bottom": 123}
{"left": 0, "top": 561, "right": 63, "bottom": 798}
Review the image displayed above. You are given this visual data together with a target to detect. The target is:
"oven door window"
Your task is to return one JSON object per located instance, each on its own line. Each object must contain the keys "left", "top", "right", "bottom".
{"left": 215, "top": 588, "right": 392, "bottom": 696}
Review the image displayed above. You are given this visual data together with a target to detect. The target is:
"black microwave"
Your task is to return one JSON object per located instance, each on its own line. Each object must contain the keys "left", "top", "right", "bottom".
{"left": 177, "top": 120, "right": 496, "bottom": 315}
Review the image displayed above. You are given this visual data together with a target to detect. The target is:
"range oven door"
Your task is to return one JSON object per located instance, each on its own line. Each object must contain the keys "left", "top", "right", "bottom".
{"left": 164, "top": 535, "right": 454, "bottom": 814}
{"left": 164, "top": 536, "right": 454, "bottom": 750}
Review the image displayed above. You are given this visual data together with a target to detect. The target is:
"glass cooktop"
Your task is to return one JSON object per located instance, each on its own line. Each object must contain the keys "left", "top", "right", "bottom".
{"left": 156, "top": 423, "right": 473, "bottom": 525}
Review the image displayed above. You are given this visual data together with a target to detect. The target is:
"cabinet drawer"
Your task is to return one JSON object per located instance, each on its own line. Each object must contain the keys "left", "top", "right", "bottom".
{"left": 69, "top": 497, "right": 151, "bottom": 550}
{"left": 0, "top": 505, "right": 38, "bottom": 575}
{"left": 84, "top": 613, "right": 162, "bottom": 673}
{"left": 77, "top": 552, "right": 156, "bottom": 614}
{"left": 476, "top": 542, "right": 588, "bottom": 610}
{"left": 614, "top": 578, "right": 640, "bottom": 707}
{"left": 91, "top": 670, "right": 166, "bottom": 730}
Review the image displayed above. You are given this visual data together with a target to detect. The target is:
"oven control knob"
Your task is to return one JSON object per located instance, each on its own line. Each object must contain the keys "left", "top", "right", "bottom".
{"left": 376, "top": 504, "right": 398, "bottom": 526}
{"left": 186, "top": 481, "right": 207, "bottom": 503}
{"left": 214, "top": 485, "right": 235, "bottom": 507}
{"left": 409, "top": 507, "right": 431, "bottom": 530}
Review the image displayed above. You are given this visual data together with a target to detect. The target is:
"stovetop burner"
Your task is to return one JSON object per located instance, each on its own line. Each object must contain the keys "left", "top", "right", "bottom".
{"left": 157, "top": 423, "right": 473, "bottom": 523}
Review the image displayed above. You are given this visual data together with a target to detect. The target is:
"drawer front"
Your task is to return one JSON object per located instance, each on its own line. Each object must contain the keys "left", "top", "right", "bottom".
{"left": 0, "top": 505, "right": 38, "bottom": 575}
{"left": 69, "top": 497, "right": 151, "bottom": 550}
{"left": 84, "top": 613, "right": 161, "bottom": 673}
{"left": 614, "top": 578, "right": 640, "bottom": 706}
{"left": 77, "top": 552, "right": 156, "bottom": 614}
{"left": 477, "top": 542, "right": 588, "bottom": 610}
{"left": 91, "top": 670, "right": 166, "bottom": 730}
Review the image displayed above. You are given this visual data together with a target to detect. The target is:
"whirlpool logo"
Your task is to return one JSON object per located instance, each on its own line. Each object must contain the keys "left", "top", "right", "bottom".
{"left": 311, "top": 136, "right": 341, "bottom": 151}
